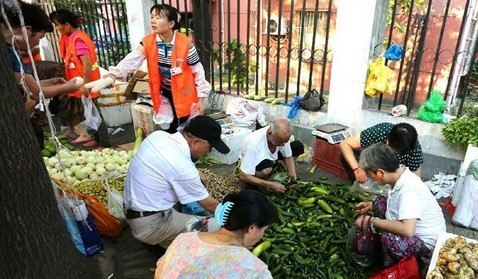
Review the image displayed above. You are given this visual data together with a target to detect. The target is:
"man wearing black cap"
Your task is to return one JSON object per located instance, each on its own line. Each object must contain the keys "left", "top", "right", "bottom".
{"left": 124, "top": 115, "right": 230, "bottom": 248}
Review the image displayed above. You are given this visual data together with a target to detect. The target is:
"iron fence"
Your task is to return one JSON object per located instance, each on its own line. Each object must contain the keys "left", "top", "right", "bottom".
{"left": 40, "top": 0, "right": 131, "bottom": 69}
{"left": 372, "top": 0, "right": 477, "bottom": 116}
{"left": 157, "top": 0, "right": 335, "bottom": 103}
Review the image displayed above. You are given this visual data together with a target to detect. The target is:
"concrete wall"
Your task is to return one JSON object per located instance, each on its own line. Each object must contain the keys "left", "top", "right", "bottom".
{"left": 206, "top": 93, "right": 465, "bottom": 179}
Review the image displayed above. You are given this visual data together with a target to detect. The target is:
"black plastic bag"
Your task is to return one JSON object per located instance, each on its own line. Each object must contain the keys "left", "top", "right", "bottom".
{"left": 299, "top": 89, "right": 324, "bottom": 111}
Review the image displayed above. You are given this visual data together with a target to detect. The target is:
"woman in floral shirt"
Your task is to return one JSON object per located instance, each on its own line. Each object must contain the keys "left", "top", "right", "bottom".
{"left": 154, "top": 190, "right": 277, "bottom": 278}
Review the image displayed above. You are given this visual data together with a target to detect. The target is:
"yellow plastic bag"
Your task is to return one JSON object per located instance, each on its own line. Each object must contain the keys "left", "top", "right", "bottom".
{"left": 365, "top": 57, "right": 393, "bottom": 97}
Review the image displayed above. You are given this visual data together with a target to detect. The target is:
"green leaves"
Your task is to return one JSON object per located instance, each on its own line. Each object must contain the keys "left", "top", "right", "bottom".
{"left": 442, "top": 116, "right": 478, "bottom": 148}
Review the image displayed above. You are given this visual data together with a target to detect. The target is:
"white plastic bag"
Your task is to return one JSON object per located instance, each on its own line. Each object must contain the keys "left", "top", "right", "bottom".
{"left": 102, "top": 179, "right": 126, "bottom": 222}
{"left": 177, "top": 102, "right": 201, "bottom": 132}
{"left": 152, "top": 95, "right": 174, "bottom": 130}
{"left": 226, "top": 98, "right": 266, "bottom": 128}
{"left": 81, "top": 96, "right": 102, "bottom": 131}
{"left": 452, "top": 160, "right": 478, "bottom": 228}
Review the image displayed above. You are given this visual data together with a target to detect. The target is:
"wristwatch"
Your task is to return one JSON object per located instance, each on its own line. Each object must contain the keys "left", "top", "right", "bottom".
{"left": 370, "top": 217, "right": 379, "bottom": 233}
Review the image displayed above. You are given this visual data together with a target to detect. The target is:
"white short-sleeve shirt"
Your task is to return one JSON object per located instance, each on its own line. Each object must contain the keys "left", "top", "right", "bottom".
{"left": 124, "top": 131, "right": 209, "bottom": 212}
{"left": 386, "top": 168, "right": 446, "bottom": 249}
{"left": 239, "top": 126, "right": 292, "bottom": 175}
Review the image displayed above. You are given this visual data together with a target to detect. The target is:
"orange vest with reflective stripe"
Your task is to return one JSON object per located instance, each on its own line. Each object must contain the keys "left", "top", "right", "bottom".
{"left": 60, "top": 30, "right": 100, "bottom": 98}
{"left": 143, "top": 32, "right": 198, "bottom": 118}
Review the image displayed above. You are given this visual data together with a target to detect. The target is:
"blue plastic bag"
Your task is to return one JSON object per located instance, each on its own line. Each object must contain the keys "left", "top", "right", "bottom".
{"left": 384, "top": 45, "right": 403, "bottom": 61}
{"left": 72, "top": 200, "right": 104, "bottom": 257}
{"left": 181, "top": 201, "right": 213, "bottom": 216}
{"left": 285, "top": 96, "right": 302, "bottom": 119}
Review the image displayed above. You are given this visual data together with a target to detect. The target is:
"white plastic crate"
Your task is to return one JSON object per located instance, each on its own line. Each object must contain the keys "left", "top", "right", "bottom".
{"left": 209, "top": 127, "right": 253, "bottom": 165}
{"left": 99, "top": 103, "right": 132, "bottom": 127}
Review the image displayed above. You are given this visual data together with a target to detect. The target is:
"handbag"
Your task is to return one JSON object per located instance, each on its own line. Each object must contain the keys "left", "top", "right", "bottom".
{"left": 298, "top": 89, "right": 325, "bottom": 112}
{"left": 368, "top": 256, "right": 420, "bottom": 279}
{"left": 352, "top": 215, "right": 381, "bottom": 256}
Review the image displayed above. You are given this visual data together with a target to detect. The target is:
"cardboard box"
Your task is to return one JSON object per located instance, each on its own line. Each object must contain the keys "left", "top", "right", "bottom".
{"left": 130, "top": 103, "right": 159, "bottom": 136}
{"left": 209, "top": 127, "right": 253, "bottom": 165}
{"left": 99, "top": 103, "right": 132, "bottom": 127}
{"left": 124, "top": 70, "right": 149, "bottom": 100}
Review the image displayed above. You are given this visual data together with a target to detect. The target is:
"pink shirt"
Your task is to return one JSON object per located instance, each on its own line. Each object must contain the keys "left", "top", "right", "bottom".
{"left": 67, "top": 30, "right": 89, "bottom": 56}
{"left": 156, "top": 232, "right": 272, "bottom": 278}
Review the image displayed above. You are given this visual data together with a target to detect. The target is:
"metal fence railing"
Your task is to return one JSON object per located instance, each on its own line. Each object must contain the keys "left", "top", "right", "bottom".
{"left": 40, "top": 0, "right": 131, "bottom": 69}
{"left": 157, "top": 0, "right": 336, "bottom": 104}
{"left": 370, "top": 0, "right": 475, "bottom": 116}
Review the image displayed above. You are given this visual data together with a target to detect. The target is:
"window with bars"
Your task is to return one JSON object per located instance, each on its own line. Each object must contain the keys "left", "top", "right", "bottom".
{"left": 298, "top": 11, "right": 330, "bottom": 62}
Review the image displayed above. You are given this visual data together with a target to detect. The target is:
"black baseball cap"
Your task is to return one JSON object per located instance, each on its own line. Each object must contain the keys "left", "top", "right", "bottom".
{"left": 184, "top": 116, "right": 230, "bottom": 154}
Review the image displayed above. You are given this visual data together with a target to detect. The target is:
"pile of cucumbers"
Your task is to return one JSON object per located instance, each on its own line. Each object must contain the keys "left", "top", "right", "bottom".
{"left": 244, "top": 94, "right": 282, "bottom": 105}
{"left": 253, "top": 176, "right": 367, "bottom": 278}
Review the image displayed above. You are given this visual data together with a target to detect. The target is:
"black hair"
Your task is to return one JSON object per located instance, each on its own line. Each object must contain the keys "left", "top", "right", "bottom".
{"left": 223, "top": 190, "right": 277, "bottom": 231}
{"left": 150, "top": 4, "right": 181, "bottom": 31}
{"left": 1, "top": 1, "right": 53, "bottom": 33}
{"left": 49, "top": 9, "right": 81, "bottom": 29}
{"left": 387, "top": 123, "right": 418, "bottom": 155}
{"left": 359, "top": 143, "right": 400, "bottom": 173}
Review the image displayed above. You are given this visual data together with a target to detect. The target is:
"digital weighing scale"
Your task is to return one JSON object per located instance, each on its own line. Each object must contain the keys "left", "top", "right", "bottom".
{"left": 208, "top": 112, "right": 235, "bottom": 128}
{"left": 311, "top": 123, "right": 352, "bottom": 144}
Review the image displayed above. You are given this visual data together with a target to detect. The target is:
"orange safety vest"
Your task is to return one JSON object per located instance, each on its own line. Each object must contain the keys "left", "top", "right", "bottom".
{"left": 60, "top": 30, "right": 100, "bottom": 98}
{"left": 143, "top": 32, "right": 198, "bottom": 118}
{"left": 23, "top": 53, "right": 41, "bottom": 64}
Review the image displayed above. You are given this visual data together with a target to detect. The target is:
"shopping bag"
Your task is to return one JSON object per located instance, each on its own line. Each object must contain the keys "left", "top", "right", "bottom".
{"left": 71, "top": 198, "right": 104, "bottom": 257}
{"left": 82, "top": 193, "right": 123, "bottom": 238}
{"left": 365, "top": 57, "right": 393, "bottom": 97}
{"left": 384, "top": 45, "right": 404, "bottom": 61}
{"left": 417, "top": 90, "right": 446, "bottom": 123}
{"left": 299, "top": 89, "right": 325, "bottom": 112}
{"left": 368, "top": 256, "right": 420, "bottom": 279}
{"left": 102, "top": 179, "right": 126, "bottom": 222}
{"left": 81, "top": 96, "right": 102, "bottom": 130}
{"left": 352, "top": 215, "right": 381, "bottom": 256}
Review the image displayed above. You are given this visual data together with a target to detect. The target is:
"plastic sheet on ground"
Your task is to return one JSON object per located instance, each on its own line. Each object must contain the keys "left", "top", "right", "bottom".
{"left": 424, "top": 172, "right": 456, "bottom": 200}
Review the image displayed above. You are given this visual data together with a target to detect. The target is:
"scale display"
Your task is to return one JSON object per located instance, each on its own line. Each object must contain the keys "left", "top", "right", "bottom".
{"left": 311, "top": 123, "right": 352, "bottom": 144}
{"left": 215, "top": 117, "right": 235, "bottom": 127}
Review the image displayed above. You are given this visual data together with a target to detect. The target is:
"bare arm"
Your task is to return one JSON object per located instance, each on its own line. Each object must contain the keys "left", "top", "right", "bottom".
{"left": 15, "top": 73, "right": 78, "bottom": 100}
{"left": 79, "top": 54, "right": 92, "bottom": 97}
{"left": 355, "top": 215, "right": 417, "bottom": 238}
{"left": 340, "top": 134, "right": 367, "bottom": 183}
{"left": 284, "top": 156, "right": 297, "bottom": 179}
{"left": 197, "top": 196, "right": 219, "bottom": 213}
{"left": 238, "top": 170, "right": 286, "bottom": 193}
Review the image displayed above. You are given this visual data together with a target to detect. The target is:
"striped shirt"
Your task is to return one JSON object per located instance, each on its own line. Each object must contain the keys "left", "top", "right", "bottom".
{"left": 156, "top": 38, "right": 200, "bottom": 91}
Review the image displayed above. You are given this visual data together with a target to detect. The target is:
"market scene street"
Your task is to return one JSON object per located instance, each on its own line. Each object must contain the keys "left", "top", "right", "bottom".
{"left": 1, "top": 0, "right": 478, "bottom": 278}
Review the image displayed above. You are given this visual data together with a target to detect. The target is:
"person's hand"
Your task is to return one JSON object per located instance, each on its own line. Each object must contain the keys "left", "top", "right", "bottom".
{"left": 354, "top": 215, "right": 372, "bottom": 231}
{"left": 102, "top": 73, "right": 118, "bottom": 89}
{"left": 65, "top": 80, "right": 81, "bottom": 92}
{"left": 196, "top": 98, "right": 206, "bottom": 115}
{"left": 80, "top": 86, "right": 90, "bottom": 97}
{"left": 269, "top": 182, "right": 286, "bottom": 193}
{"left": 355, "top": 202, "right": 373, "bottom": 215}
{"left": 354, "top": 167, "right": 368, "bottom": 183}
{"left": 198, "top": 169, "right": 206, "bottom": 184}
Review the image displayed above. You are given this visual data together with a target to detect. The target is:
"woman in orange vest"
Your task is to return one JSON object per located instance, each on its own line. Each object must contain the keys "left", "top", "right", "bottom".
{"left": 49, "top": 9, "right": 110, "bottom": 147}
{"left": 105, "top": 4, "right": 211, "bottom": 133}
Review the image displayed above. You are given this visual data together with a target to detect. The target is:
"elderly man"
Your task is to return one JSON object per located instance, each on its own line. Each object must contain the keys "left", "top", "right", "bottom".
{"left": 124, "top": 116, "right": 230, "bottom": 248}
{"left": 238, "top": 118, "right": 304, "bottom": 193}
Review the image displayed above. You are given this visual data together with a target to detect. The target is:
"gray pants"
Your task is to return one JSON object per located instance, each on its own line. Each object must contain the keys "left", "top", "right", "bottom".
{"left": 127, "top": 207, "right": 220, "bottom": 248}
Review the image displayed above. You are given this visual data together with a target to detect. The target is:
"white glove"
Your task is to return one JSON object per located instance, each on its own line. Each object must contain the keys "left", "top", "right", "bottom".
{"left": 84, "top": 77, "right": 114, "bottom": 92}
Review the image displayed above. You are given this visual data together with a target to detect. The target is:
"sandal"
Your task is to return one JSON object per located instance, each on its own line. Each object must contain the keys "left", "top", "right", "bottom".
{"left": 71, "top": 135, "right": 92, "bottom": 144}
{"left": 83, "top": 140, "right": 99, "bottom": 147}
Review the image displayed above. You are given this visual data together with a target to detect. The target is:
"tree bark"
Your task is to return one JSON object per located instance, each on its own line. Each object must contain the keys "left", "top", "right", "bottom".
{"left": 0, "top": 32, "right": 101, "bottom": 278}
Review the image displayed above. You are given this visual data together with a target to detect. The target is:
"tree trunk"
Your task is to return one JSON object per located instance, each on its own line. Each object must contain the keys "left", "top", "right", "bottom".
{"left": 0, "top": 33, "right": 101, "bottom": 278}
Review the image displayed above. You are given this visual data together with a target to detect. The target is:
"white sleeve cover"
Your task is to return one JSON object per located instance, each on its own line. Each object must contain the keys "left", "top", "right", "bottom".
{"left": 108, "top": 50, "right": 146, "bottom": 80}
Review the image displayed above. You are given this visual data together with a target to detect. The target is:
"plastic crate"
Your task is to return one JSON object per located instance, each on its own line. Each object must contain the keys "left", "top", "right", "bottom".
{"left": 311, "top": 137, "right": 350, "bottom": 180}
{"left": 130, "top": 103, "right": 159, "bottom": 136}
{"left": 209, "top": 127, "right": 253, "bottom": 165}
